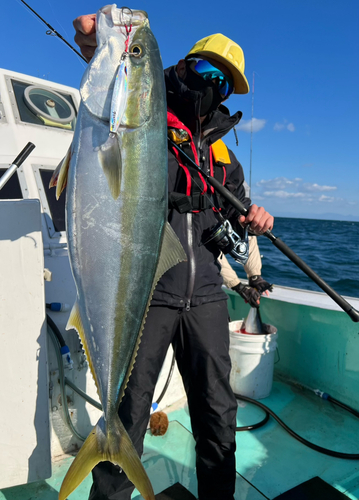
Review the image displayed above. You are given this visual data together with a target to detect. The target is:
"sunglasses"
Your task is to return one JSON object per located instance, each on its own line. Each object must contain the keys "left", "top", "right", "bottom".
{"left": 187, "top": 58, "right": 234, "bottom": 99}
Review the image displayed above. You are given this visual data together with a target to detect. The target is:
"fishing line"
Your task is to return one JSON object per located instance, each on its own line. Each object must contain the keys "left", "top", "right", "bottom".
{"left": 15, "top": 0, "right": 50, "bottom": 32}
{"left": 45, "top": 0, "right": 72, "bottom": 44}
{"left": 17, "top": 0, "right": 88, "bottom": 65}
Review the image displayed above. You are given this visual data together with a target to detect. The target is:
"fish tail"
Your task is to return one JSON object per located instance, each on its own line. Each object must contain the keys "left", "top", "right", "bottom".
{"left": 59, "top": 415, "right": 154, "bottom": 500}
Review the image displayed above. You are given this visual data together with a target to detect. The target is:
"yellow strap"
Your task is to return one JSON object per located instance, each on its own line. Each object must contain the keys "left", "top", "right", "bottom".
{"left": 212, "top": 139, "right": 231, "bottom": 164}
{"left": 39, "top": 115, "right": 72, "bottom": 130}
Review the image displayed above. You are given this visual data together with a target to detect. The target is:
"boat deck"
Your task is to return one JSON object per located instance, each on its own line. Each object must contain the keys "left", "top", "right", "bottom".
{"left": 1, "top": 378, "right": 359, "bottom": 500}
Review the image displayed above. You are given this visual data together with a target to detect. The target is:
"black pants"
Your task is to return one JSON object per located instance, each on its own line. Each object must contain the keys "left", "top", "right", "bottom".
{"left": 89, "top": 301, "right": 237, "bottom": 500}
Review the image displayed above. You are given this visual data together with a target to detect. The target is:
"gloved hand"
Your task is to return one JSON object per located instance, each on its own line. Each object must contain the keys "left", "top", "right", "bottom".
{"left": 232, "top": 282, "right": 261, "bottom": 308}
{"left": 248, "top": 275, "right": 273, "bottom": 294}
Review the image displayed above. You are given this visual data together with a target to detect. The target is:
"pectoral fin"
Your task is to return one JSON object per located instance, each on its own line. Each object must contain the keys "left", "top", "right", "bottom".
{"left": 98, "top": 135, "right": 122, "bottom": 200}
{"left": 49, "top": 144, "right": 72, "bottom": 199}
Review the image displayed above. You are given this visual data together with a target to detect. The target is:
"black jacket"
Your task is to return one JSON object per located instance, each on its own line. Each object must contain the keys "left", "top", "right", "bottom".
{"left": 151, "top": 65, "right": 251, "bottom": 308}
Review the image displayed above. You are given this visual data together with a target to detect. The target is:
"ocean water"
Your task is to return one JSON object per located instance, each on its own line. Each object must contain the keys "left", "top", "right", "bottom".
{"left": 228, "top": 218, "right": 359, "bottom": 299}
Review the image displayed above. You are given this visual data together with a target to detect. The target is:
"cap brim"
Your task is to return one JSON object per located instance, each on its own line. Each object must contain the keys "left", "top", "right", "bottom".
{"left": 186, "top": 50, "right": 249, "bottom": 94}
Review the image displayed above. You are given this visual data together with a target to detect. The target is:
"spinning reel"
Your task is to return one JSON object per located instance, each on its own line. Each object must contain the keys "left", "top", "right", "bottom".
{"left": 205, "top": 219, "right": 249, "bottom": 265}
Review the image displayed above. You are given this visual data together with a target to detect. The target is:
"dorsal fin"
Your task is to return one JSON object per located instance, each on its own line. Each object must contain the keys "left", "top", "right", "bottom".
{"left": 119, "top": 222, "right": 187, "bottom": 401}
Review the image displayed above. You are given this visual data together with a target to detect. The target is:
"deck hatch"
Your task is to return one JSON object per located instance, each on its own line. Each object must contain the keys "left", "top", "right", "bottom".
{"left": 273, "top": 476, "right": 349, "bottom": 499}
{"left": 155, "top": 483, "right": 197, "bottom": 499}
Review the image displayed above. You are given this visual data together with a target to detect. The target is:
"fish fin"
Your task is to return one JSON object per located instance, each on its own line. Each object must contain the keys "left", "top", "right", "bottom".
{"left": 49, "top": 144, "right": 71, "bottom": 199}
{"left": 59, "top": 425, "right": 100, "bottom": 500}
{"left": 98, "top": 136, "right": 122, "bottom": 200}
{"left": 153, "top": 221, "right": 187, "bottom": 283}
{"left": 59, "top": 416, "right": 154, "bottom": 500}
{"left": 66, "top": 300, "right": 101, "bottom": 395}
{"left": 119, "top": 222, "right": 187, "bottom": 401}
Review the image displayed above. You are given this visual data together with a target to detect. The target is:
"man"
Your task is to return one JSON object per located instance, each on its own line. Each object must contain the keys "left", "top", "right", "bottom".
{"left": 73, "top": 16, "right": 274, "bottom": 500}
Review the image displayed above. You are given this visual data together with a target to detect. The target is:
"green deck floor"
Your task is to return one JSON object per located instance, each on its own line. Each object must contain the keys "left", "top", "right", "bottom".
{"left": 1, "top": 380, "right": 359, "bottom": 500}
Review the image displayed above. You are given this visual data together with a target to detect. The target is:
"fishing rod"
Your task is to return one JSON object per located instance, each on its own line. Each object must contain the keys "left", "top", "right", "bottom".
{"left": 18, "top": 0, "right": 88, "bottom": 63}
{"left": 169, "top": 138, "right": 359, "bottom": 323}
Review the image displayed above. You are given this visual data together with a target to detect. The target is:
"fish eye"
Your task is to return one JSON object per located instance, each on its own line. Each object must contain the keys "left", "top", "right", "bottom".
{"left": 130, "top": 44, "right": 143, "bottom": 57}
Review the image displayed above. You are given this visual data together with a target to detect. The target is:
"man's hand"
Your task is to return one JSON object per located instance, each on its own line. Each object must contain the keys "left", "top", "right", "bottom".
{"left": 232, "top": 283, "right": 261, "bottom": 308}
{"left": 73, "top": 14, "right": 97, "bottom": 62}
{"left": 239, "top": 204, "right": 274, "bottom": 235}
{"left": 248, "top": 275, "right": 273, "bottom": 296}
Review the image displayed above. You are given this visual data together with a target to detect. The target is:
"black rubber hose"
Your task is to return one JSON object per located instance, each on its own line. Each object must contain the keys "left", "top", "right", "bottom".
{"left": 46, "top": 312, "right": 66, "bottom": 348}
{"left": 235, "top": 393, "right": 359, "bottom": 459}
{"left": 236, "top": 407, "right": 270, "bottom": 431}
{"left": 328, "top": 395, "right": 359, "bottom": 419}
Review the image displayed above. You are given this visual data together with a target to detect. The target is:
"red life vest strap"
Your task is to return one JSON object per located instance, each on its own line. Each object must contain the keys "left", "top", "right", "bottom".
{"left": 167, "top": 108, "right": 229, "bottom": 212}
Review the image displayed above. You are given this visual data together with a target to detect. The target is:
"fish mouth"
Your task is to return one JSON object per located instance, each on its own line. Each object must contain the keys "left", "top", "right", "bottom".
{"left": 109, "top": 5, "right": 148, "bottom": 27}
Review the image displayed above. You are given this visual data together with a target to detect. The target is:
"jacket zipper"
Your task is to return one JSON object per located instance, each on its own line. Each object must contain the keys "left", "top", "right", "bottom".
{"left": 183, "top": 121, "right": 214, "bottom": 311}
{"left": 184, "top": 136, "right": 213, "bottom": 311}
{"left": 185, "top": 212, "right": 195, "bottom": 311}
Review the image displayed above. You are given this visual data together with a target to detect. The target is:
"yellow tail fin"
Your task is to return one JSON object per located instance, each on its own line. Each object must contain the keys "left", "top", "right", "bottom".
{"left": 59, "top": 415, "right": 154, "bottom": 500}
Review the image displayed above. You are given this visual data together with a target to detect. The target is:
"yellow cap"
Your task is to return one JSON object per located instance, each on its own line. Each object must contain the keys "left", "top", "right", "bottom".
{"left": 186, "top": 33, "right": 249, "bottom": 95}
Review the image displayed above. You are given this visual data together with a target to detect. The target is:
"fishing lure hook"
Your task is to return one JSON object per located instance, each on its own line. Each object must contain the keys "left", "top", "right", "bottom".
{"left": 120, "top": 7, "right": 133, "bottom": 29}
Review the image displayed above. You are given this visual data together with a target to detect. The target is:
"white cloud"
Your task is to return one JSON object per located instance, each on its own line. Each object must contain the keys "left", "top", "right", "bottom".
{"left": 236, "top": 118, "right": 266, "bottom": 133}
{"left": 257, "top": 177, "right": 302, "bottom": 190}
{"left": 273, "top": 123, "right": 285, "bottom": 131}
{"left": 255, "top": 177, "right": 340, "bottom": 205}
{"left": 287, "top": 123, "right": 295, "bottom": 132}
{"left": 319, "top": 195, "right": 336, "bottom": 203}
{"left": 263, "top": 190, "right": 306, "bottom": 198}
{"left": 302, "top": 183, "right": 337, "bottom": 192}
{"left": 273, "top": 120, "right": 295, "bottom": 132}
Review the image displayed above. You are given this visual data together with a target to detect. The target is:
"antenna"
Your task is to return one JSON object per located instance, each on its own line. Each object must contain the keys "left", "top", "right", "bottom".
{"left": 249, "top": 72, "right": 255, "bottom": 195}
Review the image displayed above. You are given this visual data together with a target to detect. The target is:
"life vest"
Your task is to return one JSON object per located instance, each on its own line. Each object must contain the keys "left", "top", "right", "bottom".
{"left": 167, "top": 108, "right": 231, "bottom": 213}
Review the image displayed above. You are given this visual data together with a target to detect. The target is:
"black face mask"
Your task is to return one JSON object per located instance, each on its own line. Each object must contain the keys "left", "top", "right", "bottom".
{"left": 183, "top": 64, "right": 224, "bottom": 116}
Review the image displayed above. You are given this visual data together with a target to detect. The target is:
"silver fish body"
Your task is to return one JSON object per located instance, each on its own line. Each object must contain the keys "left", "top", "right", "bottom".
{"left": 241, "top": 307, "right": 265, "bottom": 334}
{"left": 58, "top": 5, "right": 186, "bottom": 500}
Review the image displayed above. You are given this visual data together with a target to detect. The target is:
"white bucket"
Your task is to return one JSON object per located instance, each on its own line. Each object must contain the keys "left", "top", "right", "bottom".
{"left": 229, "top": 320, "right": 278, "bottom": 400}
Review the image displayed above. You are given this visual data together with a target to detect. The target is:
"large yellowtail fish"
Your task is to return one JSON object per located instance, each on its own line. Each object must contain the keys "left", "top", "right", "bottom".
{"left": 52, "top": 5, "right": 186, "bottom": 500}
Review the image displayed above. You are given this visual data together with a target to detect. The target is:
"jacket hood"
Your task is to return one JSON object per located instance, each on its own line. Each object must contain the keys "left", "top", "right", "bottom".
{"left": 164, "top": 65, "right": 243, "bottom": 144}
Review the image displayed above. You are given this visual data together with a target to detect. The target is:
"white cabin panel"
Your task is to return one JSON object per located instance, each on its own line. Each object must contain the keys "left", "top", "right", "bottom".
{"left": 0, "top": 200, "right": 51, "bottom": 488}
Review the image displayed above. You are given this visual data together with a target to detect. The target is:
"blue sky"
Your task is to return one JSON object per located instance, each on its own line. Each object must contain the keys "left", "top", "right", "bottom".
{"left": 3, "top": 0, "right": 359, "bottom": 220}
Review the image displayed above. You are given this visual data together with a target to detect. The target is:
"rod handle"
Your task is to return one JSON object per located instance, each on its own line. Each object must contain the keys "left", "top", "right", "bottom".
{"left": 0, "top": 143, "right": 36, "bottom": 192}
{"left": 12, "top": 142, "right": 36, "bottom": 167}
